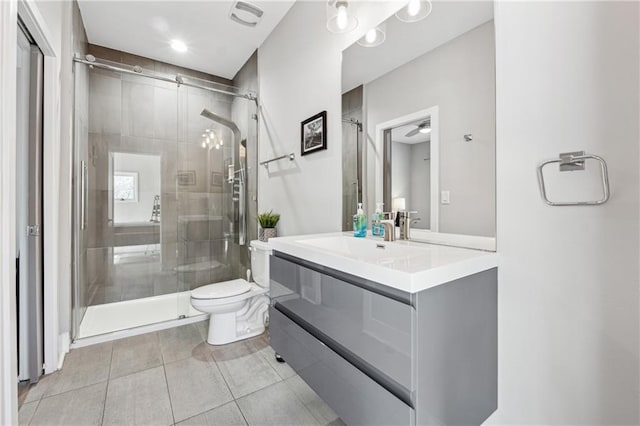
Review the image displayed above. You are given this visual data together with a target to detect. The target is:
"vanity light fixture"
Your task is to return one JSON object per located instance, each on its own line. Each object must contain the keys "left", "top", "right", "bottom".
{"left": 395, "top": 0, "right": 432, "bottom": 23}
{"left": 170, "top": 39, "right": 188, "bottom": 52}
{"left": 327, "top": 0, "right": 358, "bottom": 34}
{"left": 357, "top": 24, "right": 386, "bottom": 47}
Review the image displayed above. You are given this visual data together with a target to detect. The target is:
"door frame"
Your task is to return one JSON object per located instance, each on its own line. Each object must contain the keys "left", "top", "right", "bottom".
{"left": 0, "top": 1, "right": 20, "bottom": 422}
{"left": 17, "top": 0, "right": 62, "bottom": 377}
{"left": 0, "top": 0, "right": 61, "bottom": 421}
{"left": 374, "top": 106, "right": 440, "bottom": 232}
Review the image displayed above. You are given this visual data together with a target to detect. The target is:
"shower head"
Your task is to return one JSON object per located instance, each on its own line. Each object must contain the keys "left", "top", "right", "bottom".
{"left": 200, "top": 109, "right": 240, "bottom": 136}
{"left": 200, "top": 109, "right": 242, "bottom": 153}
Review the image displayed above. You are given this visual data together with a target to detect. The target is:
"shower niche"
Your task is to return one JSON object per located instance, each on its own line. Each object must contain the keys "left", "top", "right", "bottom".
{"left": 72, "top": 48, "right": 258, "bottom": 341}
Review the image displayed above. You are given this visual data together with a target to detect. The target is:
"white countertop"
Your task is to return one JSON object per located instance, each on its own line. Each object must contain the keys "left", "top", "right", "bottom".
{"left": 268, "top": 232, "right": 498, "bottom": 294}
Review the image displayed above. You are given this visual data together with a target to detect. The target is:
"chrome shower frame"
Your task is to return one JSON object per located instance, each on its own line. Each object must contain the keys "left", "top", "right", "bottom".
{"left": 73, "top": 53, "right": 258, "bottom": 103}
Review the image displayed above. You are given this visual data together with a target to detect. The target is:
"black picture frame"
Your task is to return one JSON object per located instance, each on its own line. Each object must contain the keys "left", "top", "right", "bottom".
{"left": 301, "top": 111, "right": 327, "bottom": 156}
{"left": 176, "top": 170, "right": 196, "bottom": 186}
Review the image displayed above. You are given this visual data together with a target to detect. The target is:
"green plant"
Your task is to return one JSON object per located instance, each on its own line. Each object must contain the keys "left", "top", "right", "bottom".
{"left": 258, "top": 211, "right": 280, "bottom": 228}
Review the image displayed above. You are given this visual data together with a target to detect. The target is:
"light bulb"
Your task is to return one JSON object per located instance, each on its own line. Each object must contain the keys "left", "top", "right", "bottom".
{"left": 365, "top": 28, "right": 377, "bottom": 43}
{"left": 419, "top": 127, "right": 431, "bottom": 134}
{"left": 336, "top": 4, "right": 348, "bottom": 30}
{"left": 219, "top": 139, "right": 224, "bottom": 146}
{"left": 170, "top": 39, "right": 187, "bottom": 53}
{"left": 407, "top": 0, "right": 421, "bottom": 17}
{"left": 215, "top": 144, "right": 220, "bottom": 150}
{"left": 201, "top": 141, "right": 207, "bottom": 148}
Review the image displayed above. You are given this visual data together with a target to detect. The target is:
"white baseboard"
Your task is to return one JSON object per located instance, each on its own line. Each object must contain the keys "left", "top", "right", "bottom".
{"left": 50, "top": 332, "right": 69, "bottom": 373}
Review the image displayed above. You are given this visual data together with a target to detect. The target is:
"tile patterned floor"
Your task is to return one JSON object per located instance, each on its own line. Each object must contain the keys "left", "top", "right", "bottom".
{"left": 19, "top": 323, "right": 345, "bottom": 426}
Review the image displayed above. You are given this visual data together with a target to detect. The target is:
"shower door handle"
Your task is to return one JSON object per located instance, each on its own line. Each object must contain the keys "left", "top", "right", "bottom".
{"left": 80, "top": 160, "right": 87, "bottom": 230}
{"left": 238, "top": 170, "right": 246, "bottom": 246}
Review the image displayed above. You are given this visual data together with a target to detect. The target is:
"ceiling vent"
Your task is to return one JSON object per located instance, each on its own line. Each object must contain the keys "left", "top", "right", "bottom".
{"left": 229, "top": 1, "right": 264, "bottom": 28}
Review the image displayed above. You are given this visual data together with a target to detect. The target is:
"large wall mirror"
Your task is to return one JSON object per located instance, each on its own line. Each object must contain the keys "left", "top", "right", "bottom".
{"left": 341, "top": 1, "right": 496, "bottom": 250}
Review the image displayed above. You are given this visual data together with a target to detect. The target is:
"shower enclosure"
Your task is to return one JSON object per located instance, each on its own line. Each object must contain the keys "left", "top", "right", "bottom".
{"left": 72, "top": 54, "right": 258, "bottom": 341}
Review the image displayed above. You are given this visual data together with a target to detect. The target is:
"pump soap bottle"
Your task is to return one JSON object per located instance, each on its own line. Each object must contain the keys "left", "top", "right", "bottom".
{"left": 353, "top": 203, "right": 367, "bottom": 238}
{"left": 372, "top": 202, "right": 384, "bottom": 237}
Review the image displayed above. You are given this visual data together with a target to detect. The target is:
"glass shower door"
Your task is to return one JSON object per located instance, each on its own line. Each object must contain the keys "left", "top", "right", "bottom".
{"left": 175, "top": 78, "right": 255, "bottom": 318}
{"left": 73, "top": 64, "right": 181, "bottom": 339}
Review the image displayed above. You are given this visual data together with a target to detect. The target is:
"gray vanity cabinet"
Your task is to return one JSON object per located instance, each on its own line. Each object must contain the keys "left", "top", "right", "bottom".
{"left": 269, "top": 251, "right": 497, "bottom": 426}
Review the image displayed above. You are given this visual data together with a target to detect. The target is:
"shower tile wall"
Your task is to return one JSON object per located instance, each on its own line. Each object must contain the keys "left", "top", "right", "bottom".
{"left": 341, "top": 85, "right": 363, "bottom": 231}
{"left": 83, "top": 45, "right": 243, "bottom": 306}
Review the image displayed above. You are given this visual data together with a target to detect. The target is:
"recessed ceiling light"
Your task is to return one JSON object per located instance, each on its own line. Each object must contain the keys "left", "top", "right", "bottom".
{"left": 170, "top": 39, "right": 188, "bottom": 53}
{"left": 419, "top": 127, "right": 431, "bottom": 134}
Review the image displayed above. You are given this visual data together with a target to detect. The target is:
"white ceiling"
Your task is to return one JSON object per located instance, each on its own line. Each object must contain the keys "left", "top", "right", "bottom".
{"left": 342, "top": 1, "right": 494, "bottom": 93}
{"left": 77, "top": 0, "right": 295, "bottom": 80}
{"left": 392, "top": 119, "right": 431, "bottom": 144}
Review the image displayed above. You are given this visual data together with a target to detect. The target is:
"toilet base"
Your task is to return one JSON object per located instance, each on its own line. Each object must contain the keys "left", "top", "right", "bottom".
{"left": 205, "top": 295, "right": 269, "bottom": 345}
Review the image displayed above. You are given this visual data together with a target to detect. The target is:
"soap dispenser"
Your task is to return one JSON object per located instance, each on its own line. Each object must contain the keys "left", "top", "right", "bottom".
{"left": 353, "top": 203, "right": 367, "bottom": 238}
{"left": 372, "top": 202, "right": 384, "bottom": 237}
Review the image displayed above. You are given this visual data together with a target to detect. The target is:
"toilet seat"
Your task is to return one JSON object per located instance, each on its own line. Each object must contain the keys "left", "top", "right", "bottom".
{"left": 191, "top": 279, "right": 251, "bottom": 300}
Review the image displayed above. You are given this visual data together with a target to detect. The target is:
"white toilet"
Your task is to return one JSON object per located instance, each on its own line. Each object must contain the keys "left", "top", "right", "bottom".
{"left": 190, "top": 240, "right": 271, "bottom": 345}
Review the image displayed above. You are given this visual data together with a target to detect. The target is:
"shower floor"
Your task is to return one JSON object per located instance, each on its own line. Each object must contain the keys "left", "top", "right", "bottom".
{"left": 77, "top": 291, "right": 205, "bottom": 340}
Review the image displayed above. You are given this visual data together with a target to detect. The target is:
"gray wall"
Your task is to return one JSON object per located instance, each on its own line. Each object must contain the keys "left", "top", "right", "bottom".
{"left": 391, "top": 141, "right": 431, "bottom": 229}
{"left": 411, "top": 142, "right": 430, "bottom": 229}
{"left": 391, "top": 142, "right": 411, "bottom": 205}
{"left": 365, "top": 21, "right": 495, "bottom": 237}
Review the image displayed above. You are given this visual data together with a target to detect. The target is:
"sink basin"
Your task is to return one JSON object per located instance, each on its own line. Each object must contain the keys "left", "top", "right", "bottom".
{"left": 298, "top": 235, "right": 430, "bottom": 264}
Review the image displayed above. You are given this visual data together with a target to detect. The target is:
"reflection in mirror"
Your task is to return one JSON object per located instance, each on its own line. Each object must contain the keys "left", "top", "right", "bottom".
{"left": 342, "top": 1, "right": 496, "bottom": 247}
{"left": 111, "top": 152, "right": 161, "bottom": 225}
{"left": 389, "top": 115, "right": 433, "bottom": 230}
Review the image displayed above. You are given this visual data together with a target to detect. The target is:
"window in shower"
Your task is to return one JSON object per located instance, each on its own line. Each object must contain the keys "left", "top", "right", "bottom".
{"left": 114, "top": 172, "right": 138, "bottom": 202}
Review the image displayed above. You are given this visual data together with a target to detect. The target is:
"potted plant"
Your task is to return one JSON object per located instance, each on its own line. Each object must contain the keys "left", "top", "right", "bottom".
{"left": 258, "top": 210, "right": 280, "bottom": 242}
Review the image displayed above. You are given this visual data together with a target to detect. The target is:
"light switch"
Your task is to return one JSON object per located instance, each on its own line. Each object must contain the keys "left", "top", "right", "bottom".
{"left": 441, "top": 190, "right": 450, "bottom": 205}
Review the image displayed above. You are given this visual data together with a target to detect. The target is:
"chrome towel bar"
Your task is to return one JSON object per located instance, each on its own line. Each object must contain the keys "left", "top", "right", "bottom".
{"left": 260, "top": 153, "right": 295, "bottom": 168}
{"left": 537, "top": 151, "right": 610, "bottom": 206}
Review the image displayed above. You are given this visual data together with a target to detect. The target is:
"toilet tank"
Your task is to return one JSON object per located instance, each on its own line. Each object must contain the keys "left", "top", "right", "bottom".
{"left": 250, "top": 240, "right": 272, "bottom": 288}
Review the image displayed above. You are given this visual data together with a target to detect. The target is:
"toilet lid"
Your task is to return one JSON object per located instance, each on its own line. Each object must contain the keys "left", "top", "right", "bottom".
{"left": 191, "top": 279, "right": 252, "bottom": 299}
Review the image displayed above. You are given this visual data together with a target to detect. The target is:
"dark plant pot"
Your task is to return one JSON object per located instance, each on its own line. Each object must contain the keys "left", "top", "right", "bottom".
{"left": 259, "top": 227, "right": 277, "bottom": 242}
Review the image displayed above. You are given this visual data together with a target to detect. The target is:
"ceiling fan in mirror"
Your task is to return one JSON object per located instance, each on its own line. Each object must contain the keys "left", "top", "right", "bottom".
{"left": 405, "top": 118, "right": 431, "bottom": 137}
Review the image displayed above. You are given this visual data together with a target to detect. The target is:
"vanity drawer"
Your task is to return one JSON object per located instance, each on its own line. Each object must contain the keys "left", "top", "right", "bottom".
{"left": 270, "top": 253, "right": 414, "bottom": 393}
{"left": 270, "top": 307, "right": 415, "bottom": 426}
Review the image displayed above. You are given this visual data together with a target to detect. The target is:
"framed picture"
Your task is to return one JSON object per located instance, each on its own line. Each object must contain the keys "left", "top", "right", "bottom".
{"left": 177, "top": 170, "right": 196, "bottom": 186}
{"left": 211, "top": 172, "right": 223, "bottom": 187}
{"left": 301, "top": 111, "right": 327, "bottom": 156}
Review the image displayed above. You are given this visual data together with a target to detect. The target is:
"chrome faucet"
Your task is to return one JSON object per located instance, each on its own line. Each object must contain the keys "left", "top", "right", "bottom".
{"left": 397, "top": 211, "right": 419, "bottom": 241}
{"left": 375, "top": 212, "right": 396, "bottom": 242}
